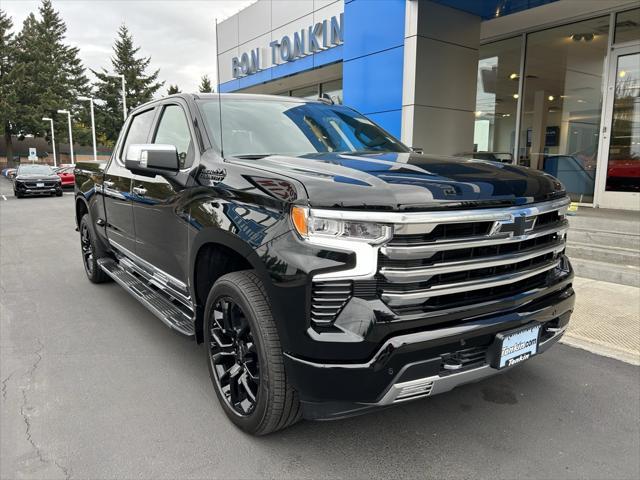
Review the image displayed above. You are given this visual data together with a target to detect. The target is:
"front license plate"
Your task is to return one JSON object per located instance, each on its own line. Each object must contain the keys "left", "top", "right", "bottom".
{"left": 36, "top": 182, "right": 44, "bottom": 187}
{"left": 492, "top": 324, "right": 541, "bottom": 369}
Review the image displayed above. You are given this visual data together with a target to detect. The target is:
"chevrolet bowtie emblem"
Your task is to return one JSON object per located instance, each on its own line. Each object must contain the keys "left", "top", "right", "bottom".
{"left": 490, "top": 214, "right": 537, "bottom": 237}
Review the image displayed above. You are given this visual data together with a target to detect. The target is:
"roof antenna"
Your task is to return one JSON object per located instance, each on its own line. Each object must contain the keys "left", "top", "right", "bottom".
{"left": 214, "top": 17, "right": 225, "bottom": 158}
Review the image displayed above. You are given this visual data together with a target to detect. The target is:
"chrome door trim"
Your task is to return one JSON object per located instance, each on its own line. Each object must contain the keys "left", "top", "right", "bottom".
{"left": 109, "top": 239, "right": 189, "bottom": 291}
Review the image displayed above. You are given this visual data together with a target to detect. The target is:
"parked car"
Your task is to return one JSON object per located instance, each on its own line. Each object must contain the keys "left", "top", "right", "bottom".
{"left": 13, "top": 164, "right": 62, "bottom": 198}
{"left": 56, "top": 166, "right": 75, "bottom": 187}
{"left": 74, "top": 93, "right": 574, "bottom": 435}
{"left": 1, "top": 167, "right": 17, "bottom": 179}
{"left": 606, "top": 157, "right": 640, "bottom": 192}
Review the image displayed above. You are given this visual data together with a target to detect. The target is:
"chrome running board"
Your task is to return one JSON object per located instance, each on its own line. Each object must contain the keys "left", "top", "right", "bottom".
{"left": 98, "top": 258, "right": 195, "bottom": 337}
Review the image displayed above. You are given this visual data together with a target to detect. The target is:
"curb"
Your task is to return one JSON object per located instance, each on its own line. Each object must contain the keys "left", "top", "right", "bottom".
{"left": 561, "top": 334, "right": 640, "bottom": 366}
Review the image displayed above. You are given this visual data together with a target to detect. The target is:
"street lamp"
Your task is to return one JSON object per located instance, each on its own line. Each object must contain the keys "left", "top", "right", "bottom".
{"left": 107, "top": 74, "right": 127, "bottom": 121}
{"left": 41, "top": 117, "right": 57, "bottom": 167}
{"left": 78, "top": 96, "right": 97, "bottom": 162}
{"left": 57, "top": 109, "right": 75, "bottom": 165}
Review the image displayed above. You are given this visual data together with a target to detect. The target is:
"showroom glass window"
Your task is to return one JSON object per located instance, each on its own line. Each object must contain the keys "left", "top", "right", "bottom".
{"left": 614, "top": 8, "right": 640, "bottom": 44}
{"left": 474, "top": 37, "right": 521, "bottom": 160}
{"left": 321, "top": 79, "right": 343, "bottom": 105}
{"left": 605, "top": 8, "right": 640, "bottom": 193}
{"left": 291, "top": 85, "right": 319, "bottom": 100}
{"left": 518, "top": 16, "right": 610, "bottom": 203}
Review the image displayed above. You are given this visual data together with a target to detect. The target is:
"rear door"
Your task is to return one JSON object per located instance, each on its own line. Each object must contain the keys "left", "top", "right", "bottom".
{"left": 131, "top": 100, "right": 197, "bottom": 284}
{"left": 102, "top": 107, "right": 156, "bottom": 254}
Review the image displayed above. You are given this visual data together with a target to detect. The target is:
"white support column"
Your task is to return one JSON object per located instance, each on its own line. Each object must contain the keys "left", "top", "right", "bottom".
{"left": 401, "top": 1, "right": 481, "bottom": 156}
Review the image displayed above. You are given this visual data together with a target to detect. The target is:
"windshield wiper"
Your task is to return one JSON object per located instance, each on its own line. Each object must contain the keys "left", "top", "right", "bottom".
{"left": 232, "top": 154, "right": 279, "bottom": 160}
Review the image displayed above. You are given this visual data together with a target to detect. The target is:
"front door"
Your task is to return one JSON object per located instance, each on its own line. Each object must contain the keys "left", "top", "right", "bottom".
{"left": 596, "top": 46, "right": 640, "bottom": 210}
{"left": 131, "top": 102, "right": 196, "bottom": 284}
{"left": 102, "top": 107, "right": 157, "bottom": 253}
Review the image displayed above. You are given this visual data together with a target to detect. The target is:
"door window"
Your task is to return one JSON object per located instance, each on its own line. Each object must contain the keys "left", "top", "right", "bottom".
{"left": 120, "top": 109, "right": 156, "bottom": 162}
{"left": 153, "top": 105, "right": 195, "bottom": 168}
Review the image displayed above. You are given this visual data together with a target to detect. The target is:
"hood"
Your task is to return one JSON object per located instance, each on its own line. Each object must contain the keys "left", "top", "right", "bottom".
{"left": 16, "top": 173, "right": 60, "bottom": 182}
{"left": 15, "top": 173, "right": 60, "bottom": 181}
{"left": 230, "top": 151, "right": 566, "bottom": 210}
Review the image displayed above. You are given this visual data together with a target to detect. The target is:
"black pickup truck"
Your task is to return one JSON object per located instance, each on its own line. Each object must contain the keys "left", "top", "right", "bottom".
{"left": 74, "top": 93, "right": 574, "bottom": 435}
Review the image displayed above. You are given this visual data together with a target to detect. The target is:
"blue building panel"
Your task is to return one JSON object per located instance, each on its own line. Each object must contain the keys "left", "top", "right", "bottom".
{"left": 342, "top": 0, "right": 406, "bottom": 136}
{"left": 237, "top": 68, "right": 272, "bottom": 90}
{"left": 313, "top": 45, "right": 343, "bottom": 68}
{"left": 270, "top": 55, "right": 315, "bottom": 79}
{"left": 343, "top": 0, "right": 406, "bottom": 61}
{"left": 219, "top": 79, "right": 240, "bottom": 93}
{"left": 343, "top": 45, "right": 404, "bottom": 115}
{"left": 220, "top": 46, "right": 343, "bottom": 93}
{"left": 430, "top": 0, "right": 558, "bottom": 20}
{"left": 366, "top": 110, "right": 402, "bottom": 138}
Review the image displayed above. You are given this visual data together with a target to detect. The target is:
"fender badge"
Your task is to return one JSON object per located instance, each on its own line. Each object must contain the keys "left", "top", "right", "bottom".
{"left": 199, "top": 168, "right": 227, "bottom": 185}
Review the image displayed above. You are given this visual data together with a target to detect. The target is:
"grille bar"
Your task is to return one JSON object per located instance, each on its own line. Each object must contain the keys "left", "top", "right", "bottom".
{"left": 311, "top": 281, "right": 352, "bottom": 325}
{"left": 380, "top": 238, "right": 565, "bottom": 283}
{"left": 381, "top": 221, "right": 568, "bottom": 260}
{"left": 381, "top": 259, "right": 561, "bottom": 307}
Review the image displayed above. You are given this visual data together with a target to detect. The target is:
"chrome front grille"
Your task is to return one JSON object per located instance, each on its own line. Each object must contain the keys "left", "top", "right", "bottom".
{"left": 311, "top": 281, "right": 352, "bottom": 325}
{"left": 25, "top": 181, "right": 56, "bottom": 188}
{"left": 376, "top": 199, "right": 569, "bottom": 315}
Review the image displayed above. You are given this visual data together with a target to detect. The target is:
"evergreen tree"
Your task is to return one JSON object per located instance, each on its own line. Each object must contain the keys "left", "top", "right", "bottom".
{"left": 14, "top": 1, "right": 91, "bottom": 154}
{"left": 167, "top": 84, "right": 181, "bottom": 95}
{"left": 198, "top": 75, "right": 213, "bottom": 93}
{"left": 92, "top": 24, "right": 164, "bottom": 144}
{"left": 0, "top": 10, "right": 22, "bottom": 166}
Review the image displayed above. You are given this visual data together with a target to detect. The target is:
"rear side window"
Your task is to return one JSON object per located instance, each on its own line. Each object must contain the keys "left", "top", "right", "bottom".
{"left": 120, "top": 109, "right": 156, "bottom": 161}
{"left": 153, "top": 105, "right": 195, "bottom": 168}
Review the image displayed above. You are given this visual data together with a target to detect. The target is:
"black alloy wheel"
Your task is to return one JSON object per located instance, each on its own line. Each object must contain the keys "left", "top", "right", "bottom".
{"left": 80, "top": 221, "right": 95, "bottom": 277}
{"left": 79, "top": 214, "right": 109, "bottom": 283}
{"left": 204, "top": 271, "right": 301, "bottom": 435}
{"left": 207, "top": 297, "right": 260, "bottom": 416}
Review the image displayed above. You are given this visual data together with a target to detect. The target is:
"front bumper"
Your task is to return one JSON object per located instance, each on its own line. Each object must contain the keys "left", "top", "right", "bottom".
{"left": 15, "top": 183, "right": 62, "bottom": 195}
{"left": 285, "top": 284, "right": 574, "bottom": 420}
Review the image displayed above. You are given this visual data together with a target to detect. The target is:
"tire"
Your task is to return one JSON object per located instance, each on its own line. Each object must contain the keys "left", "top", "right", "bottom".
{"left": 14, "top": 190, "right": 22, "bottom": 198}
{"left": 204, "top": 270, "right": 301, "bottom": 435}
{"left": 56, "top": 191, "right": 63, "bottom": 197}
{"left": 79, "top": 214, "right": 110, "bottom": 283}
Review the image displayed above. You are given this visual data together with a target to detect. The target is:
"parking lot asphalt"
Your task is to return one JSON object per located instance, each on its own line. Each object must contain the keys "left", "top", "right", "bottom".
{"left": 1, "top": 177, "right": 639, "bottom": 480}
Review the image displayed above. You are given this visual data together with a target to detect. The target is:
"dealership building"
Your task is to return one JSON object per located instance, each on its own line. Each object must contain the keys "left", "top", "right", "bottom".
{"left": 218, "top": 0, "right": 639, "bottom": 211}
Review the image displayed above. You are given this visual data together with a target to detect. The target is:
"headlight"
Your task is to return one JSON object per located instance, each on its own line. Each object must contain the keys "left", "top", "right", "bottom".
{"left": 291, "top": 206, "right": 392, "bottom": 245}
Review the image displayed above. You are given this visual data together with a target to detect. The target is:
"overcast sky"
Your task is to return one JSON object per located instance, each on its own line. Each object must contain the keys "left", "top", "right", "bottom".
{"left": 3, "top": 0, "right": 254, "bottom": 93}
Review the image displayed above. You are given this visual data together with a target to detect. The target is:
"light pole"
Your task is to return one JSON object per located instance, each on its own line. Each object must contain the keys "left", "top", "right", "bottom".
{"left": 57, "top": 109, "right": 75, "bottom": 165}
{"left": 78, "top": 96, "right": 97, "bottom": 161}
{"left": 42, "top": 117, "right": 57, "bottom": 167}
{"left": 108, "top": 74, "right": 127, "bottom": 121}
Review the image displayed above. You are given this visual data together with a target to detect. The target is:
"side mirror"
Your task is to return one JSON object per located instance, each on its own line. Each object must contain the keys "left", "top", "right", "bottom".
{"left": 125, "top": 144, "right": 179, "bottom": 177}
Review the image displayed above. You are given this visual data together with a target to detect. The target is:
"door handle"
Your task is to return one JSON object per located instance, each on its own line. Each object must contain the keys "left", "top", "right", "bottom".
{"left": 133, "top": 186, "right": 147, "bottom": 196}
{"left": 103, "top": 180, "right": 115, "bottom": 188}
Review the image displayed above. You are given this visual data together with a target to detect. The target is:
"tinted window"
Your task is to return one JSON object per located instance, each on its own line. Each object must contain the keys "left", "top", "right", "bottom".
{"left": 120, "top": 109, "right": 156, "bottom": 161}
{"left": 153, "top": 105, "right": 194, "bottom": 168}
{"left": 17, "top": 165, "right": 54, "bottom": 175}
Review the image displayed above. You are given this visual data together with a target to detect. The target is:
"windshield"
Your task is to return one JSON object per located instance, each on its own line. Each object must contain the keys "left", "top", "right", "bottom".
{"left": 17, "top": 165, "right": 54, "bottom": 175}
{"left": 197, "top": 98, "right": 409, "bottom": 158}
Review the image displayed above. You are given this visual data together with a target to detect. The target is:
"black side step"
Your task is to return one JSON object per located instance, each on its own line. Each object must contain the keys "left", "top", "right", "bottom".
{"left": 98, "top": 258, "right": 195, "bottom": 337}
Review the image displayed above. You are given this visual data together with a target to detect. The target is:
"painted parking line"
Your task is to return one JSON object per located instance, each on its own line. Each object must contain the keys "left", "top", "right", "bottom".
{"left": 1, "top": 195, "right": 6, "bottom": 201}
{"left": 63, "top": 192, "right": 74, "bottom": 195}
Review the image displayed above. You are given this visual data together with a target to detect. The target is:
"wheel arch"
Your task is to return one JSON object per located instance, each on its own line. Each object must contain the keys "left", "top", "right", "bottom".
{"left": 190, "top": 229, "right": 281, "bottom": 344}
{"left": 75, "top": 195, "right": 90, "bottom": 229}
